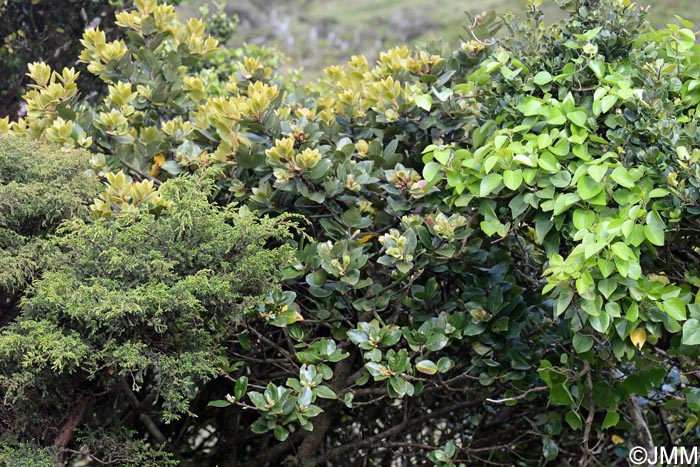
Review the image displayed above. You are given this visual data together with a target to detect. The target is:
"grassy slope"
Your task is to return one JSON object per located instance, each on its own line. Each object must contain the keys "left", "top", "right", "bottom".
{"left": 180, "top": 0, "right": 700, "bottom": 75}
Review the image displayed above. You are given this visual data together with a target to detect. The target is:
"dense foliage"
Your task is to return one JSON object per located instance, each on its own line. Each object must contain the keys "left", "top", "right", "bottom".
{"left": 0, "top": 0, "right": 146, "bottom": 120}
{"left": 3, "top": 0, "right": 700, "bottom": 465}
{"left": 0, "top": 173, "right": 295, "bottom": 465}
{"left": 0, "top": 135, "right": 99, "bottom": 324}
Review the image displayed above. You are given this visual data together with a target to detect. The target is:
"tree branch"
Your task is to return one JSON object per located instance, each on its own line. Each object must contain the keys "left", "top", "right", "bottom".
{"left": 312, "top": 399, "right": 481, "bottom": 464}
{"left": 54, "top": 392, "right": 91, "bottom": 463}
{"left": 628, "top": 394, "right": 655, "bottom": 467}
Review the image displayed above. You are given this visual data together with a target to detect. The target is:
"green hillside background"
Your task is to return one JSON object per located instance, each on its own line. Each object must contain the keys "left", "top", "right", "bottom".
{"left": 179, "top": 0, "right": 700, "bottom": 74}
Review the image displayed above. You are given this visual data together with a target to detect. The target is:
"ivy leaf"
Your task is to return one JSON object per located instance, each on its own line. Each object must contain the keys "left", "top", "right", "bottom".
{"left": 610, "top": 166, "right": 636, "bottom": 188}
{"left": 503, "top": 169, "right": 523, "bottom": 190}
{"left": 644, "top": 210, "right": 665, "bottom": 246}
{"left": 415, "top": 94, "right": 432, "bottom": 111}
{"left": 533, "top": 71, "right": 553, "bottom": 85}
{"left": 682, "top": 319, "right": 700, "bottom": 345}
{"left": 588, "top": 165, "right": 608, "bottom": 183}
{"left": 423, "top": 161, "right": 441, "bottom": 182}
{"left": 662, "top": 298, "right": 687, "bottom": 321}
{"left": 565, "top": 410, "right": 582, "bottom": 430}
{"left": 577, "top": 175, "right": 603, "bottom": 200}
{"left": 572, "top": 333, "right": 593, "bottom": 353}
{"left": 542, "top": 437, "right": 559, "bottom": 461}
{"left": 601, "top": 95, "right": 617, "bottom": 113}
{"left": 553, "top": 193, "right": 580, "bottom": 216}
{"left": 566, "top": 110, "right": 587, "bottom": 127}
{"left": 630, "top": 328, "right": 646, "bottom": 349}
{"left": 602, "top": 410, "right": 620, "bottom": 429}
{"left": 597, "top": 278, "right": 617, "bottom": 299}
{"left": 611, "top": 242, "right": 634, "bottom": 261}
{"left": 588, "top": 60, "right": 604, "bottom": 78}
{"left": 479, "top": 173, "right": 503, "bottom": 197}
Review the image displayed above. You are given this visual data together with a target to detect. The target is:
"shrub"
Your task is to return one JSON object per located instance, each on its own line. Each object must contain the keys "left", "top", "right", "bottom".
{"left": 0, "top": 0, "right": 141, "bottom": 120}
{"left": 3, "top": 0, "right": 700, "bottom": 465}
{"left": 0, "top": 135, "right": 99, "bottom": 322}
{"left": 0, "top": 175, "right": 296, "bottom": 463}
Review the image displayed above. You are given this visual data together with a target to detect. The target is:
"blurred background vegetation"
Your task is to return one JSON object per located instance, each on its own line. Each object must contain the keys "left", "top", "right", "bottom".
{"left": 1, "top": 0, "right": 697, "bottom": 119}
{"left": 178, "top": 0, "right": 700, "bottom": 74}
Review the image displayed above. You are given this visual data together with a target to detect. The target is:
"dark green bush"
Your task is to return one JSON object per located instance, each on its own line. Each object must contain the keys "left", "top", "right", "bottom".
{"left": 3, "top": 0, "right": 700, "bottom": 465}
{"left": 0, "top": 135, "right": 99, "bottom": 322}
{"left": 0, "top": 175, "right": 295, "bottom": 463}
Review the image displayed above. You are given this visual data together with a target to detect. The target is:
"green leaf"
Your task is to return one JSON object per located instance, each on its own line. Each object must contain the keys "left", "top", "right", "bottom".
{"left": 565, "top": 410, "right": 583, "bottom": 430}
{"left": 555, "top": 289, "right": 574, "bottom": 316}
{"left": 601, "top": 95, "right": 617, "bottom": 114}
{"left": 422, "top": 161, "right": 441, "bottom": 182}
{"left": 415, "top": 94, "right": 432, "bottom": 111}
{"left": 610, "top": 166, "right": 636, "bottom": 188}
{"left": 434, "top": 149, "right": 451, "bottom": 165}
{"left": 162, "top": 160, "right": 183, "bottom": 175}
{"left": 602, "top": 410, "right": 620, "bottom": 429}
{"left": 550, "top": 383, "right": 574, "bottom": 406}
{"left": 649, "top": 188, "right": 670, "bottom": 198}
{"left": 662, "top": 298, "right": 687, "bottom": 321}
{"left": 542, "top": 437, "right": 559, "bottom": 461}
{"left": 588, "top": 165, "right": 607, "bottom": 183}
{"left": 597, "top": 258, "right": 615, "bottom": 278}
{"left": 415, "top": 360, "right": 438, "bottom": 375}
{"left": 553, "top": 193, "right": 580, "bottom": 216}
{"left": 503, "top": 169, "right": 523, "bottom": 190}
{"left": 207, "top": 399, "right": 232, "bottom": 408}
{"left": 274, "top": 425, "right": 289, "bottom": 441}
{"left": 597, "top": 278, "right": 617, "bottom": 299}
{"left": 344, "top": 392, "right": 354, "bottom": 408}
{"left": 517, "top": 98, "right": 542, "bottom": 116}
{"left": 347, "top": 330, "right": 369, "bottom": 345}
{"left": 644, "top": 210, "right": 665, "bottom": 246}
{"left": 250, "top": 420, "right": 270, "bottom": 434}
{"left": 577, "top": 175, "right": 603, "bottom": 200}
{"left": 533, "top": 71, "right": 553, "bottom": 85}
{"left": 686, "top": 389, "right": 700, "bottom": 411}
{"left": 626, "top": 301, "right": 639, "bottom": 322}
{"left": 234, "top": 376, "right": 249, "bottom": 401}
{"left": 313, "top": 385, "right": 337, "bottom": 399}
{"left": 437, "top": 357, "right": 453, "bottom": 373}
{"left": 479, "top": 173, "right": 503, "bottom": 197}
{"left": 248, "top": 392, "right": 268, "bottom": 410}
{"left": 567, "top": 110, "right": 587, "bottom": 127}
{"left": 611, "top": 242, "right": 634, "bottom": 261}
{"left": 572, "top": 334, "right": 594, "bottom": 353}
{"left": 341, "top": 208, "right": 362, "bottom": 227}
{"left": 682, "top": 319, "right": 700, "bottom": 345}
{"left": 588, "top": 60, "right": 604, "bottom": 78}
{"left": 425, "top": 334, "right": 449, "bottom": 351}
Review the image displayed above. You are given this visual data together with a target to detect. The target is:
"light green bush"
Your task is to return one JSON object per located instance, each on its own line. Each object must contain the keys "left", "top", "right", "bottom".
{"left": 3, "top": 0, "right": 700, "bottom": 465}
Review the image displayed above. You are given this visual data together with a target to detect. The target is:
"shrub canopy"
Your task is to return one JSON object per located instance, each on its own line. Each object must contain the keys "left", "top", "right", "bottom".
{"left": 2, "top": 0, "right": 700, "bottom": 465}
{"left": 0, "top": 135, "right": 99, "bottom": 324}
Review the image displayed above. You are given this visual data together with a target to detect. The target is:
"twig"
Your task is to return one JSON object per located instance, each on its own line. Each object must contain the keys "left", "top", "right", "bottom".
{"left": 486, "top": 385, "right": 548, "bottom": 404}
{"left": 580, "top": 360, "right": 595, "bottom": 467}
{"left": 119, "top": 159, "right": 162, "bottom": 185}
{"left": 628, "top": 394, "right": 655, "bottom": 467}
